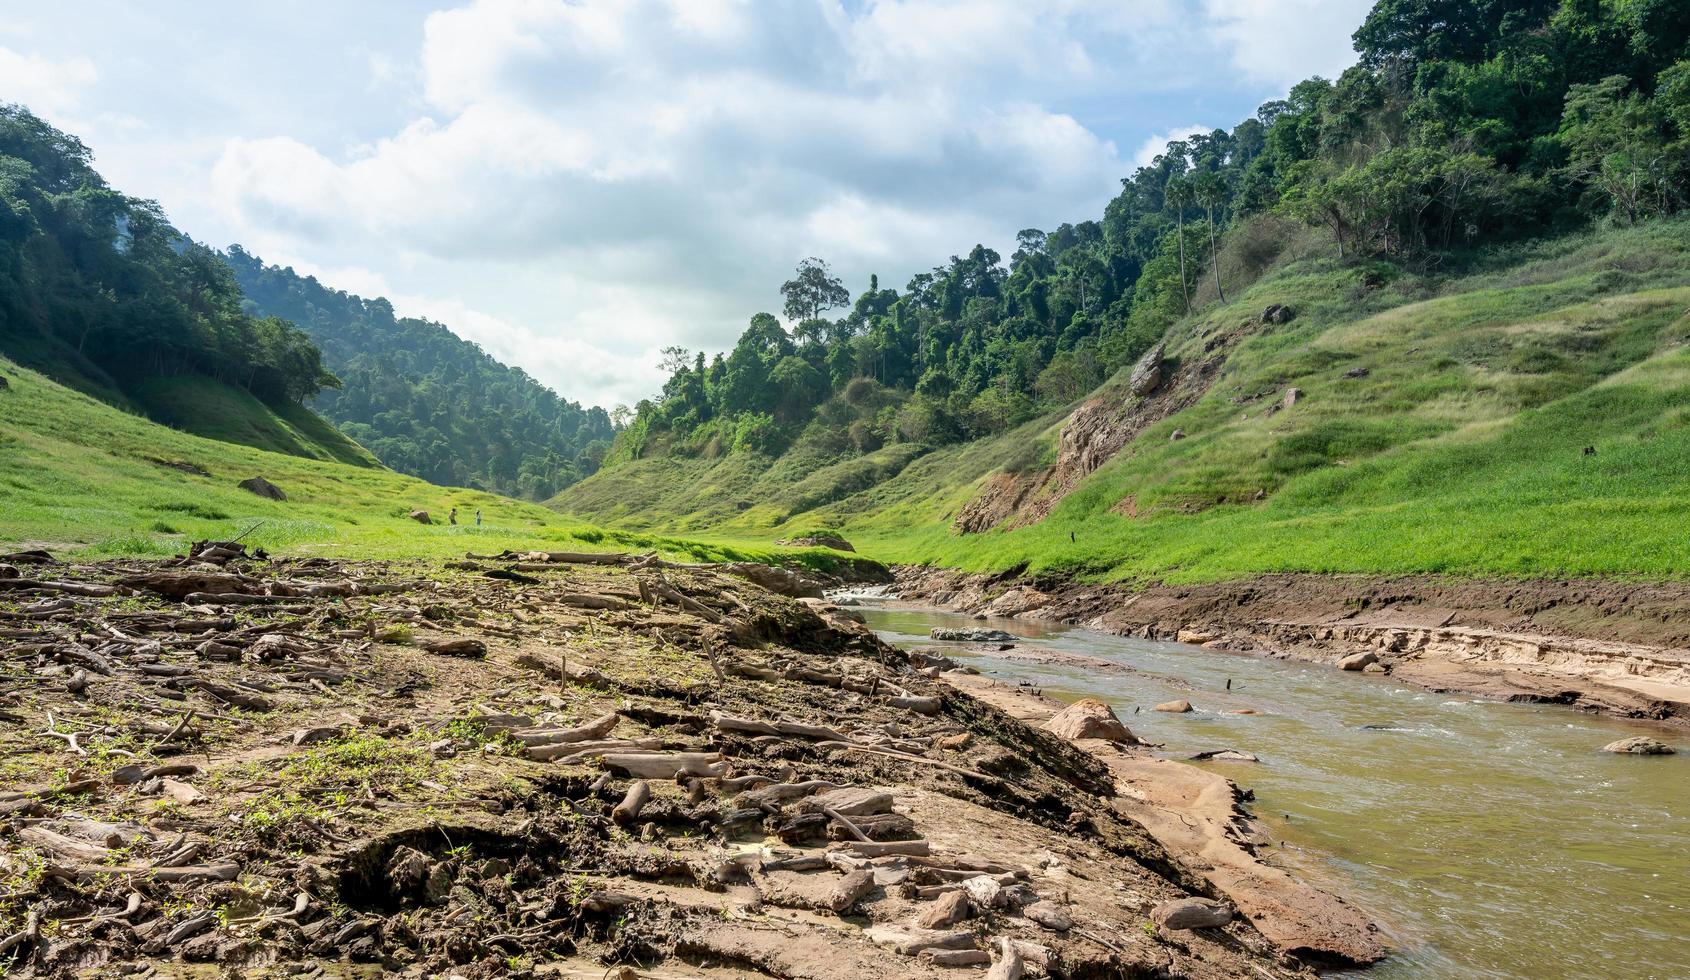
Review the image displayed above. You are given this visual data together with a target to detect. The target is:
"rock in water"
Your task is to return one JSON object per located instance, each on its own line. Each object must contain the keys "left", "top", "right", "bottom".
{"left": 1129, "top": 343, "right": 1164, "bottom": 397}
{"left": 1045, "top": 698, "right": 1137, "bottom": 743}
{"left": 1151, "top": 897, "right": 1234, "bottom": 930}
{"left": 1338, "top": 650, "right": 1379, "bottom": 671}
{"left": 237, "top": 476, "right": 286, "bottom": 501}
{"left": 930, "top": 627, "right": 1016, "bottom": 643}
{"left": 1153, "top": 699, "right": 1193, "bottom": 713}
{"left": 1602, "top": 736, "right": 1675, "bottom": 755}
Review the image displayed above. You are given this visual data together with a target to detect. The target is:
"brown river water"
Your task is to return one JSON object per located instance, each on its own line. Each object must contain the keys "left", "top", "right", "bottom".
{"left": 856, "top": 601, "right": 1690, "bottom": 979}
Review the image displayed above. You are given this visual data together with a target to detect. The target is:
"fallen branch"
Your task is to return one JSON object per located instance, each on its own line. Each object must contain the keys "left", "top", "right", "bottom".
{"left": 38, "top": 712, "right": 87, "bottom": 756}
{"left": 148, "top": 710, "right": 196, "bottom": 753}
{"left": 612, "top": 780, "right": 651, "bottom": 825}
{"left": 0, "top": 579, "right": 118, "bottom": 597}
{"left": 512, "top": 710, "right": 620, "bottom": 747}
{"left": 599, "top": 751, "right": 726, "bottom": 779}
{"left": 814, "top": 743, "right": 996, "bottom": 783}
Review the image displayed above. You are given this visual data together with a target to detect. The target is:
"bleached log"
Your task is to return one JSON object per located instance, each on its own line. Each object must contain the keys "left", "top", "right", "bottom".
{"left": 514, "top": 711, "right": 620, "bottom": 746}
{"left": 528, "top": 737, "right": 661, "bottom": 762}
{"left": 612, "top": 780, "right": 651, "bottom": 825}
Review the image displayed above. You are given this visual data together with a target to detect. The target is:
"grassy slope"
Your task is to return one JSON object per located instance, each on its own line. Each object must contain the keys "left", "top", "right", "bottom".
{"left": 555, "top": 220, "right": 1690, "bottom": 581}
{"left": 0, "top": 355, "right": 871, "bottom": 573}
{"left": 132, "top": 375, "right": 379, "bottom": 469}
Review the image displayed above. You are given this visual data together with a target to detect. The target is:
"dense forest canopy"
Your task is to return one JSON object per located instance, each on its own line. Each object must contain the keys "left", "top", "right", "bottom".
{"left": 617, "top": 0, "right": 1690, "bottom": 466}
{"left": 0, "top": 105, "right": 335, "bottom": 406}
{"left": 227, "top": 251, "right": 616, "bottom": 499}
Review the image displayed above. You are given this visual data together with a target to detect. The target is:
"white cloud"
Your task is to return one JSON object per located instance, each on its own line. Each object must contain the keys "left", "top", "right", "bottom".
{"left": 1201, "top": 0, "right": 1372, "bottom": 88}
{"left": 1131, "top": 124, "right": 1214, "bottom": 170}
{"left": 0, "top": 46, "right": 97, "bottom": 121}
{"left": 207, "top": 0, "right": 1149, "bottom": 406}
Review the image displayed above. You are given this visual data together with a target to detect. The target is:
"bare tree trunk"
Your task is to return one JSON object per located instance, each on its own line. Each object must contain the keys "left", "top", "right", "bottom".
{"left": 1207, "top": 207, "right": 1226, "bottom": 304}
{"left": 1175, "top": 213, "right": 1190, "bottom": 314}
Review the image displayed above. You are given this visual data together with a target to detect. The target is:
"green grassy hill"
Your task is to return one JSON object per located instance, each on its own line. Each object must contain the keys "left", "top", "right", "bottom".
{"left": 0, "top": 354, "right": 866, "bottom": 572}
{"left": 554, "top": 220, "right": 1690, "bottom": 581}
{"left": 130, "top": 375, "right": 378, "bottom": 469}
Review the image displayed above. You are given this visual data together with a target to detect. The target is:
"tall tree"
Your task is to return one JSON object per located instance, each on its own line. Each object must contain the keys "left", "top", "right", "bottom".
{"left": 1194, "top": 170, "right": 1229, "bottom": 304}
{"left": 780, "top": 257, "right": 850, "bottom": 323}
{"left": 1165, "top": 175, "right": 1193, "bottom": 314}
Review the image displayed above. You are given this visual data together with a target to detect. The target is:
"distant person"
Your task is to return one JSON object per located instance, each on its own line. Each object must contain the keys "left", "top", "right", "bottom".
{"left": 448, "top": 507, "right": 458, "bottom": 525}
{"left": 475, "top": 509, "right": 482, "bottom": 526}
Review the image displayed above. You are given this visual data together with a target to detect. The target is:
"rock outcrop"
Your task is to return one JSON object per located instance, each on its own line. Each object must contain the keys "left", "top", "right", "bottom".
{"left": 1128, "top": 343, "right": 1165, "bottom": 397}
{"left": 237, "top": 476, "right": 286, "bottom": 501}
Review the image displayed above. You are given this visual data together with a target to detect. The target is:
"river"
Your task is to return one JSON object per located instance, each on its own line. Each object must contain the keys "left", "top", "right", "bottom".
{"left": 856, "top": 600, "right": 1690, "bottom": 979}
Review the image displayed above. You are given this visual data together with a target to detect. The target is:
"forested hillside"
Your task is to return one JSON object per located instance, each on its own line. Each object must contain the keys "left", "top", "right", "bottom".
{"left": 0, "top": 105, "right": 338, "bottom": 418}
{"left": 608, "top": 0, "right": 1690, "bottom": 467}
{"left": 558, "top": 0, "right": 1690, "bottom": 580}
{"left": 227, "top": 251, "right": 616, "bottom": 499}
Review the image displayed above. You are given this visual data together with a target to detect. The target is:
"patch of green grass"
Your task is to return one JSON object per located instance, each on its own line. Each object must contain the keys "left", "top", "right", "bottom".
{"left": 132, "top": 375, "right": 379, "bottom": 469}
{"left": 0, "top": 357, "right": 869, "bottom": 574}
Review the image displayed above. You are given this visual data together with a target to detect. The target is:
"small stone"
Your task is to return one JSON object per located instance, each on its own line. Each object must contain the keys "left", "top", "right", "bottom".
{"left": 1153, "top": 700, "right": 1192, "bottom": 713}
{"left": 408, "top": 509, "right": 432, "bottom": 524}
{"left": 291, "top": 727, "right": 341, "bottom": 746}
{"left": 1169, "top": 428, "right": 1185, "bottom": 441}
{"left": 1343, "top": 366, "right": 1370, "bottom": 379}
{"left": 1282, "top": 387, "right": 1303, "bottom": 408}
{"left": 915, "top": 889, "right": 971, "bottom": 929}
{"left": 963, "top": 875, "right": 1005, "bottom": 909}
{"left": 1338, "top": 651, "right": 1379, "bottom": 671}
{"left": 1602, "top": 736, "right": 1674, "bottom": 755}
{"left": 1151, "top": 897, "right": 1234, "bottom": 930}
{"left": 158, "top": 777, "right": 205, "bottom": 804}
{"left": 1023, "top": 900, "right": 1073, "bottom": 932}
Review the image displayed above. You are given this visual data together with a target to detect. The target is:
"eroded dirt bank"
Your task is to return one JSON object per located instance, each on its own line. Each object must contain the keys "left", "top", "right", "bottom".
{"left": 0, "top": 544, "right": 1376, "bottom": 978}
{"left": 892, "top": 567, "right": 1690, "bottom": 727}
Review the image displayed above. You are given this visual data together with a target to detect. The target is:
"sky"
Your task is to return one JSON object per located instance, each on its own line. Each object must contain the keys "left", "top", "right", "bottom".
{"left": 0, "top": 0, "right": 1372, "bottom": 409}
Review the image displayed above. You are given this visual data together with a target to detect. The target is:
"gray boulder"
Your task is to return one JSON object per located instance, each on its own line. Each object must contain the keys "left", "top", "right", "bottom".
{"left": 1129, "top": 343, "right": 1165, "bottom": 397}
{"left": 1602, "top": 736, "right": 1674, "bottom": 755}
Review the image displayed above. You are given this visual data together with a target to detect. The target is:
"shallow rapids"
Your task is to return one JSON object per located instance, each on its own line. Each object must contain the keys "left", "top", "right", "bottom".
{"left": 858, "top": 601, "right": 1690, "bottom": 979}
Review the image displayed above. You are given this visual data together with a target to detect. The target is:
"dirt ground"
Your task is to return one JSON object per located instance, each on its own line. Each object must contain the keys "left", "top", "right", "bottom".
{"left": 894, "top": 568, "right": 1690, "bottom": 727}
{"left": 0, "top": 544, "right": 1354, "bottom": 978}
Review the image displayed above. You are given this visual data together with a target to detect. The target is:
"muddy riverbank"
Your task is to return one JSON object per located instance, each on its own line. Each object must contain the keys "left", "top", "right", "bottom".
{"left": 0, "top": 545, "right": 1364, "bottom": 978}
{"left": 892, "top": 567, "right": 1690, "bottom": 727}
